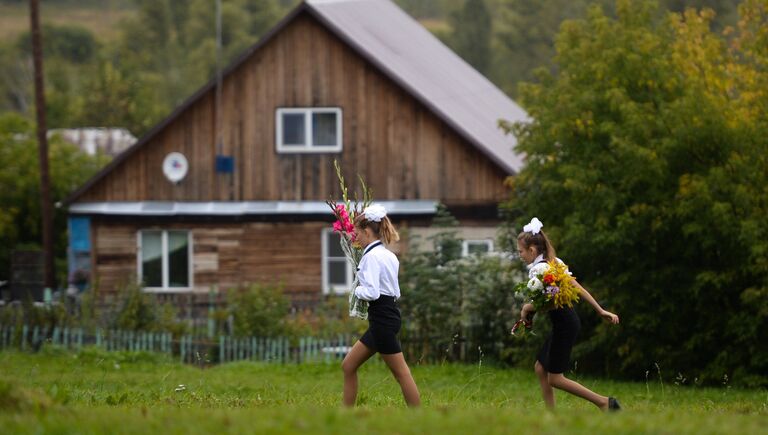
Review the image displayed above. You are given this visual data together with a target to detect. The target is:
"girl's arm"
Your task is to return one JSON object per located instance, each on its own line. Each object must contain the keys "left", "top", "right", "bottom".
{"left": 571, "top": 279, "right": 619, "bottom": 324}
{"left": 354, "top": 256, "right": 381, "bottom": 301}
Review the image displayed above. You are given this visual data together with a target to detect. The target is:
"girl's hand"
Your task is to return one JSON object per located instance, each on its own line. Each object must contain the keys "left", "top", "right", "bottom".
{"left": 521, "top": 303, "right": 535, "bottom": 324}
{"left": 600, "top": 309, "right": 620, "bottom": 324}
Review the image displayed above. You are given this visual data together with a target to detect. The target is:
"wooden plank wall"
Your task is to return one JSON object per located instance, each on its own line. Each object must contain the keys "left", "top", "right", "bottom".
{"left": 78, "top": 12, "right": 509, "bottom": 205}
{"left": 91, "top": 220, "right": 334, "bottom": 304}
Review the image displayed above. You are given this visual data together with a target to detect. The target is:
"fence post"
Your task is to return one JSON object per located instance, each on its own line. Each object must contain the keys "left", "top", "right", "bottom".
{"left": 219, "top": 335, "right": 225, "bottom": 364}
{"left": 208, "top": 286, "right": 216, "bottom": 339}
{"left": 20, "top": 325, "right": 28, "bottom": 351}
{"left": 30, "top": 326, "right": 38, "bottom": 349}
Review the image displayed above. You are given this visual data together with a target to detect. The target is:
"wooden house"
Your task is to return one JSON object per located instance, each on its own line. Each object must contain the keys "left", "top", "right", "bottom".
{"left": 64, "top": 0, "right": 528, "bottom": 310}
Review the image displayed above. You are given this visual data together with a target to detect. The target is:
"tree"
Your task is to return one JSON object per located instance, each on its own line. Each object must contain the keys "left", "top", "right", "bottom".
{"left": 116, "top": 0, "right": 283, "bottom": 111}
{"left": 0, "top": 113, "right": 109, "bottom": 283}
{"left": 16, "top": 24, "right": 98, "bottom": 64}
{"left": 448, "top": 0, "right": 493, "bottom": 75}
{"left": 501, "top": 0, "right": 768, "bottom": 386}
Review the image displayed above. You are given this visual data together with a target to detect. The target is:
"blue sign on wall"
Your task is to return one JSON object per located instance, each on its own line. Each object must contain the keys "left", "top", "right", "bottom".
{"left": 68, "top": 216, "right": 91, "bottom": 252}
{"left": 216, "top": 155, "right": 234, "bottom": 173}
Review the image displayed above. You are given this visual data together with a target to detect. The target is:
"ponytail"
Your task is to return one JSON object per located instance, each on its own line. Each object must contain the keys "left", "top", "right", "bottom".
{"left": 379, "top": 216, "right": 400, "bottom": 245}
{"left": 353, "top": 214, "right": 400, "bottom": 245}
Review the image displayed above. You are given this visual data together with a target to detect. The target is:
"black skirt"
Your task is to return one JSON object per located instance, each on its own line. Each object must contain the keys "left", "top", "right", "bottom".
{"left": 537, "top": 307, "right": 581, "bottom": 374}
{"left": 360, "top": 295, "right": 402, "bottom": 355}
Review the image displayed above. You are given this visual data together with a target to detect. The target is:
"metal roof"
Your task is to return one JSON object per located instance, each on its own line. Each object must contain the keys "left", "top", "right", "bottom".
{"left": 306, "top": 0, "right": 527, "bottom": 173}
{"left": 69, "top": 200, "right": 438, "bottom": 216}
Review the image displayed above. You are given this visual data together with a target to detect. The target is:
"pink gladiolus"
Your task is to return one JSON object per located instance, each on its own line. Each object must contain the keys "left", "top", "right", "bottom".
{"left": 336, "top": 204, "right": 348, "bottom": 218}
{"left": 333, "top": 221, "right": 343, "bottom": 233}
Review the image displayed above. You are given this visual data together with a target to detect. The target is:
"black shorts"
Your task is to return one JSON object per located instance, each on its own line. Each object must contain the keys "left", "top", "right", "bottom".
{"left": 537, "top": 307, "right": 581, "bottom": 374}
{"left": 360, "top": 295, "right": 402, "bottom": 355}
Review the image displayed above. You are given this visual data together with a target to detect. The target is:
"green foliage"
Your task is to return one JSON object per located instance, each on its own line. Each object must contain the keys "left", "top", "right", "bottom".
{"left": 112, "top": 282, "right": 187, "bottom": 334}
{"left": 115, "top": 0, "right": 282, "bottom": 119}
{"left": 502, "top": 0, "right": 768, "bottom": 386}
{"left": 399, "top": 206, "right": 524, "bottom": 362}
{"left": 228, "top": 283, "right": 289, "bottom": 337}
{"left": 16, "top": 24, "right": 98, "bottom": 64}
{"left": 74, "top": 60, "right": 168, "bottom": 135}
{"left": 284, "top": 296, "right": 367, "bottom": 339}
{"left": 0, "top": 113, "right": 109, "bottom": 282}
{"left": 447, "top": 0, "right": 492, "bottom": 75}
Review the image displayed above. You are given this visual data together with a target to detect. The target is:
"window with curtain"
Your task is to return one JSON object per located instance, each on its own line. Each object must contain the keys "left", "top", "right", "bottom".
{"left": 322, "top": 229, "right": 352, "bottom": 294}
{"left": 138, "top": 230, "right": 191, "bottom": 290}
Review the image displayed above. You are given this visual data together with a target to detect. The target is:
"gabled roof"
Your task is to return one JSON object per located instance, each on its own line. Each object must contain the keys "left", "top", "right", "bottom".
{"left": 65, "top": 0, "right": 527, "bottom": 205}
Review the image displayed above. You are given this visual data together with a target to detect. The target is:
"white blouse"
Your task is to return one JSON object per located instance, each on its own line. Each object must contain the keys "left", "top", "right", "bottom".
{"left": 354, "top": 240, "right": 401, "bottom": 301}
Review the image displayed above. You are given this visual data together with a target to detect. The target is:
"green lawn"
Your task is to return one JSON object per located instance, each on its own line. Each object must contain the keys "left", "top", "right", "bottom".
{"left": 1, "top": 347, "right": 766, "bottom": 434}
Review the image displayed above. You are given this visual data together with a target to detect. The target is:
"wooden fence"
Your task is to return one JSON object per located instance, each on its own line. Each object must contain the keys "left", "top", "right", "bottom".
{"left": 0, "top": 324, "right": 486, "bottom": 366}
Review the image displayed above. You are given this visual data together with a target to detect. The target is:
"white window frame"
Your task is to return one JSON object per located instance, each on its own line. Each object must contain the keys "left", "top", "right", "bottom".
{"left": 462, "top": 239, "right": 494, "bottom": 257}
{"left": 321, "top": 228, "right": 353, "bottom": 295}
{"left": 137, "top": 230, "right": 193, "bottom": 292}
{"left": 276, "top": 107, "right": 343, "bottom": 153}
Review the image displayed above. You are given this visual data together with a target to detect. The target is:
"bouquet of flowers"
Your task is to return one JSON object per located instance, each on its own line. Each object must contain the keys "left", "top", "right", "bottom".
{"left": 511, "top": 259, "right": 580, "bottom": 335}
{"left": 326, "top": 160, "right": 372, "bottom": 320}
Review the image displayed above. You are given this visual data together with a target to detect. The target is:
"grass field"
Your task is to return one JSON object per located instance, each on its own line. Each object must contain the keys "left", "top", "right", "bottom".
{"left": 1, "top": 347, "right": 766, "bottom": 434}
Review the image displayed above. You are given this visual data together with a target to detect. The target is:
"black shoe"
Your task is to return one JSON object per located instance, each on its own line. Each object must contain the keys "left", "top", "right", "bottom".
{"left": 608, "top": 397, "right": 622, "bottom": 412}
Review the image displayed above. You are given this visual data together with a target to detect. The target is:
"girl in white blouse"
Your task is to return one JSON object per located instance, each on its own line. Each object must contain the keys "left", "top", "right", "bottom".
{"left": 341, "top": 204, "right": 421, "bottom": 407}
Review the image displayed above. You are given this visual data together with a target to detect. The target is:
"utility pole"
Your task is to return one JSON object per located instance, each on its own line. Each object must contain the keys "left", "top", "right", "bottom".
{"left": 29, "top": 0, "right": 55, "bottom": 293}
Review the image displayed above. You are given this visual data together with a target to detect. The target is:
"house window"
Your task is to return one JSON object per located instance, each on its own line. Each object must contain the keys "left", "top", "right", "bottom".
{"left": 138, "top": 230, "right": 192, "bottom": 291}
{"left": 462, "top": 239, "right": 494, "bottom": 257}
{"left": 322, "top": 229, "right": 352, "bottom": 294}
{"left": 276, "top": 107, "right": 342, "bottom": 153}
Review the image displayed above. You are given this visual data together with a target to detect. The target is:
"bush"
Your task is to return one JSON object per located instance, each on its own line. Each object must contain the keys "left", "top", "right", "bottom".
{"left": 228, "top": 284, "right": 289, "bottom": 337}
{"left": 112, "top": 282, "right": 187, "bottom": 335}
{"left": 399, "top": 207, "right": 526, "bottom": 363}
{"left": 284, "top": 295, "right": 367, "bottom": 339}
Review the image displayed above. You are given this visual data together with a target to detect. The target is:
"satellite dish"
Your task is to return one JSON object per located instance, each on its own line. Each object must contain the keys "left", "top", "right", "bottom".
{"left": 162, "top": 152, "right": 188, "bottom": 183}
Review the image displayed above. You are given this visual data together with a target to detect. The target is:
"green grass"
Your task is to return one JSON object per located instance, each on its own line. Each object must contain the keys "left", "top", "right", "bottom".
{"left": 0, "top": 347, "right": 766, "bottom": 434}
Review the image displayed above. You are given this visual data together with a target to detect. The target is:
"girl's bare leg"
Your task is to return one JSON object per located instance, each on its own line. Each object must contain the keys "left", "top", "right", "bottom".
{"left": 547, "top": 373, "right": 609, "bottom": 409}
{"left": 341, "top": 340, "right": 375, "bottom": 407}
{"left": 535, "top": 360, "right": 555, "bottom": 409}
{"left": 380, "top": 352, "right": 421, "bottom": 407}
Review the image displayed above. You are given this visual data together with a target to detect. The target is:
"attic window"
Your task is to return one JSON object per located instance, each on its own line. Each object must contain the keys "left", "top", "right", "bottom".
{"left": 276, "top": 107, "right": 342, "bottom": 153}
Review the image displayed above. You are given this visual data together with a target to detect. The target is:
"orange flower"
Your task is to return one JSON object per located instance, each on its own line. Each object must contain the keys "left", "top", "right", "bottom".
{"left": 543, "top": 274, "right": 556, "bottom": 285}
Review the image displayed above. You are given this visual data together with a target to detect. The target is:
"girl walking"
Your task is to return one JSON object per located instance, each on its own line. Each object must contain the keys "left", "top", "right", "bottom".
{"left": 341, "top": 204, "right": 421, "bottom": 407}
{"left": 516, "top": 217, "right": 621, "bottom": 411}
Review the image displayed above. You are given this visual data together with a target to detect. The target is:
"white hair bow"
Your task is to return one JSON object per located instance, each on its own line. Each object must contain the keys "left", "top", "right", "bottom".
{"left": 363, "top": 204, "right": 387, "bottom": 222}
{"left": 523, "top": 217, "right": 543, "bottom": 235}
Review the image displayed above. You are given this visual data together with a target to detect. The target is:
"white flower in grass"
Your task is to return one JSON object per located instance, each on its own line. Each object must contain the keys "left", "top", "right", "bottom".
{"left": 527, "top": 277, "right": 543, "bottom": 291}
